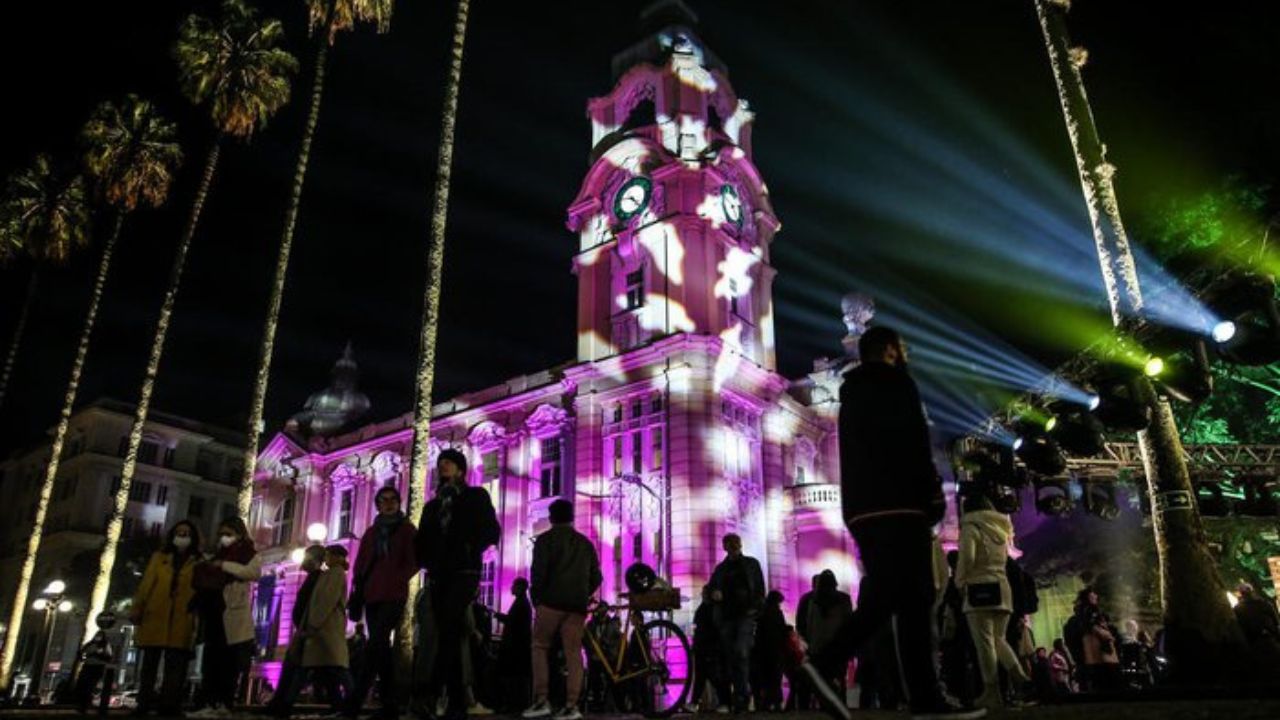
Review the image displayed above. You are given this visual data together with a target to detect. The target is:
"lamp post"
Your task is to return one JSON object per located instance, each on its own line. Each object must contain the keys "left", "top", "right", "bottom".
{"left": 29, "top": 580, "right": 70, "bottom": 703}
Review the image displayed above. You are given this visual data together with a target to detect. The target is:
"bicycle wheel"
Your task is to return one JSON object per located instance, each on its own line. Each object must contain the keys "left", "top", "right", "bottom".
{"left": 635, "top": 618, "right": 693, "bottom": 718}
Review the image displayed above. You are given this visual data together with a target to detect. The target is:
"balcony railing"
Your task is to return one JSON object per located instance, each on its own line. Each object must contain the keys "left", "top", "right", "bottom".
{"left": 789, "top": 483, "right": 841, "bottom": 510}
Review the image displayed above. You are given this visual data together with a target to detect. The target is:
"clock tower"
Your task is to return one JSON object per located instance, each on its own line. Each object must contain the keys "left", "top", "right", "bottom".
{"left": 566, "top": 0, "right": 782, "bottom": 370}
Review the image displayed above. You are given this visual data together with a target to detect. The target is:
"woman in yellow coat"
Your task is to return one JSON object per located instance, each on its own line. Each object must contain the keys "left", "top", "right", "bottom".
{"left": 130, "top": 520, "right": 202, "bottom": 715}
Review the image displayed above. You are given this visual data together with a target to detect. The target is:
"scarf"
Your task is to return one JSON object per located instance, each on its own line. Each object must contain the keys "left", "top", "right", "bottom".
{"left": 193, "top": 538, "right": 255, "bottom": 593}
{"left": 437, "top": 482, "right": 461, "bottom": 534}
{"left": 374, "top": 511, "right": 405, "bottom": 560}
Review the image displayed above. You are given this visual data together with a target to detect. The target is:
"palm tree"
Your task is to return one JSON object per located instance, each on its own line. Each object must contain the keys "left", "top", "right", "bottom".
{"left": 101, "top": 0, "right": 295, "bottom": 630}
{"left": 1033, "top": 0, "right": 1245, "bottom": 678}
{"left": 238, "top": 0, "right": 393, "bottom": 518}
{"left": 76, "top": 95, "right": 184, "bottom": 639}
{"left": 0, "top": 155, "right": 92, "bottom": 690}
{"left": 398, "top": 0, "right": 472, "bottom": 670}
{"left": 0, "top": 156, "right": 94, "bottom": 413}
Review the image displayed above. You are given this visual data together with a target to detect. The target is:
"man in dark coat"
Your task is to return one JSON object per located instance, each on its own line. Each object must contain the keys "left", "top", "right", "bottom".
{"left": 812, "top": 326, "right": 984, "bottom": 720}
{"left": 496, "top": 578, "right": 533, "bottom": 711}
{"left": 707, "top": 533, "right": 765, "bottom": 713}
{"left": 416, "top": 448, "right": 501, "bottom": 720}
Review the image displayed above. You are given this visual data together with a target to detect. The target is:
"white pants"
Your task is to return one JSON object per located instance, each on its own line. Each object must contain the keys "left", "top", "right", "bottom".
{"left": 965, "top": 610, "right": 1027, "bottom": 689}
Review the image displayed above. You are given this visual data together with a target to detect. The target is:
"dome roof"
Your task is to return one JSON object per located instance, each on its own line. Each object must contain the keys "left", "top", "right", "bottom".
{"left": 289, "top": 343, "right": 371, "bottom": 438}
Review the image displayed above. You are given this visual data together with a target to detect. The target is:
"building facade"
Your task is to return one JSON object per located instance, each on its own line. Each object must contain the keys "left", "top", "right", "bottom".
{"left": 247, "top": 6, "right": 858, "bottom": 686}
{"left": 0, "top": 398, "right": 243, "bottom": 697}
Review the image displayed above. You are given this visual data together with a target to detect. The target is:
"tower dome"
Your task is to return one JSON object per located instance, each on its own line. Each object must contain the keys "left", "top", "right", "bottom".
{"left": 288, "top": 342, "right": 371, "bottom": 438}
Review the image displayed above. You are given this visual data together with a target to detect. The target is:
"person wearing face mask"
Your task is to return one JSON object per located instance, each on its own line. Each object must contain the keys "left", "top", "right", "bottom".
{"left": 191, "top": 517, "right": 261, "bottom": 717}
{"left": 130, "top": 520, "right": 202, "bottom": 716}
{"left": 270, "top": 545, "right": 351, "bottom": 717}
{"left": 415, "top": 448, "right": 500, "bottom": 720}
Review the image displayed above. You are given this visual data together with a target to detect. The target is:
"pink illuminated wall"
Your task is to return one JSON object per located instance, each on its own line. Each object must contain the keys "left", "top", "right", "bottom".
{"left": 244, "top": 21, "right": 857, "bottom": 679}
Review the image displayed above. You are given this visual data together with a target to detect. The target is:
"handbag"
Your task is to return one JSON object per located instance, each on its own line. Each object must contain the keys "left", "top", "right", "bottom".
{"left": 966, "top": 582, "right": 1002, "bottom": 609}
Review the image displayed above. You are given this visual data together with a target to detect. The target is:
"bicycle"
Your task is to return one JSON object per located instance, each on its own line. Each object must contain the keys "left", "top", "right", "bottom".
{"left": 581, "top": 590, "right": 692, "bottom": 718}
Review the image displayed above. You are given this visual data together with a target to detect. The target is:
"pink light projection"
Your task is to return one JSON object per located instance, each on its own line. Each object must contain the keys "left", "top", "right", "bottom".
{"left": 242, "top": 20, "right": 858, "bottom": 683}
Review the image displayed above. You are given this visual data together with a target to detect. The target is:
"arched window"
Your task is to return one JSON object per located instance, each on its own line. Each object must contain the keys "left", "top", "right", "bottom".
{"left": 272, "top": 494, "right": 295, "bottom": 547}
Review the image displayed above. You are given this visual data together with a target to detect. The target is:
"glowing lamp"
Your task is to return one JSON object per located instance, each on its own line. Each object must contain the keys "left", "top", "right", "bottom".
{"left": 1212, "top": 321, "right": 1237, "bottom": 344}
{"left": 1086, "top": 394, "right": 1101, "bottom": 412}
{"left": 1226, "top": 591, "right": 1240, "bottom": 608}
{"left": 57, "top": 600, "right": 73, "bottom": 613}
{"left": 290, "top": 547, "right": 306, "bottom": 564}
{"left": 31, "top": 599, "right": 47, "bottom": 611}
{"left": 44, "top": 580, "right": 66, "bottom": 595}
{"left": 1143, "top": 356, "right": 1165, "bottom": 378}
{"left": 1044, "top": 416, "right": 1058, "bottom": 433}
{"left": 306, "top": 523, "right": 328, "bottom": 543}
{"left": 1011, "top": 437, "right": 1024, "bottom": 452}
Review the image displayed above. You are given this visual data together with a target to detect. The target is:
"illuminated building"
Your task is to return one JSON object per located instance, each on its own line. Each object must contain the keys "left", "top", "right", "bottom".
{"left": 246, "top": 2, "right": 857, "bottom": 685}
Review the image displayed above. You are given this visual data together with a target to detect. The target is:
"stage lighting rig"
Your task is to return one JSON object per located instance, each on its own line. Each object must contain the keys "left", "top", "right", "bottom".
{"left": 1033, "top": 477, "right": 1073, "bottom": 516}
{"left": 1234, "top": 476, "right": 1279, "bottom": 517}
{"left": 1014, "top": 434, "right": 1068, "bottom": 477}
{"left": 1086, "top": 366, "right": 1153, "bottom": 432}
{"left": 1195, "top": 482, "right": 1231, "bottom": 517}
{"left": 1045, "top": 402, "right": 1106, "bottom": 457}
{"left": 1205, "top": 273, "right": 1280, "bottom": 366}
{"left": 1082, "top": 480, "right": 1120, "bottom": 520}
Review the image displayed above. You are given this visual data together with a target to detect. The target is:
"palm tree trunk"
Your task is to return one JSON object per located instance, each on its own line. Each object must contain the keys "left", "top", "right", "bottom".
{"left": 397, "top": 0, "right": 471, "bottom": 673}
{"left": 0, "top": 270, "right": 39, "bottom": 414}
{"left": 0, "top": 213, "right": 124, "bottom": 690}
{"left": 84, "top": 139, "right": 222, "bottom": 635}
{"left": 1034, "top": 0, "right": 1245, "bottom": 681}
{"left": 238, "top": 37, "right": 330, "bottom": 519}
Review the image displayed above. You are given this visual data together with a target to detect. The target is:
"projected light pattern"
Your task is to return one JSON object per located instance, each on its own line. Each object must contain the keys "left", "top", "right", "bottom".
{"left": 243, "top": 20, "right": 859, "bottom": 683}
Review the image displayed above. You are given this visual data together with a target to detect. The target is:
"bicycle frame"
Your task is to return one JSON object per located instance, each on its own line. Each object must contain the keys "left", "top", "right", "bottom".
{"left": 584, "top": 605, "right": 656, "bottom": 685}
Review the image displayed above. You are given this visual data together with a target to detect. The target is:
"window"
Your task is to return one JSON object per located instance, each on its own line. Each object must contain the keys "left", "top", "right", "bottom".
{"left": 150, "top": 522, "right": 163, "bottom": 538}
{"left": 138, "top": 440, "right": 160, "bottom": 467}
{"left": 272, "top": 495, "right": 295, "bottom": 547}
{"left": 625, "top": 269, "right": 644, "bottom": 310}
{"left": 122, "top": 516, "right": 135, "bottom": 537}
{"left": 631, "top": 398, "right": 643, "bottom": 419}
{"left": 196, "top": 449, "right": 217, "bottom": 478}
{"left": 612, "top": 438, "right": 623, "bottom": 477}
{"left": 117, "top": 436, "right": 128, "bottom": 457}
{"left": 338, "top": 488, "right": 354, "bottom": 538}
{"left": 479, "top": 558, "right": 497, "bottom": 611}
{"left": 163, "top": 447, "right": 175, "bottom": 468}
{"left": 188, "top": 496, "right": 205, "bottom": 518}
{"left": 109, "top": 475, "right": 121, "bottom": 498}
{"left": 129, "top": 481, "right": 152, "bottom": 503}
{"left": 632, "top": 532, "right": 643, "bottom": 560}
{"left": 652, "top": 428, "right": 663, "bottom": 471}
{"left": 612, "top": 405, "right": 623, "bottom": 424}
{"left": 652, "top": 395, "right": 663, "bottom": 414}
{"left": 729, "top": 278, "right": 739, "bottom": 317}
{"left": 156, "top": 485, "right": 169, "bottom": 507}
{"left": 631, "top": 431, "right": 642, "bottom": 474}
{"left": 482, "top": 452, "right": 500, "bottom": 484}
{"left": 227, "top": 460, "right": 244, "bottom": 485}
{"left": 795, "top": 465, "right": 807, "bottom": 485}
{"left": 539, "top": 438, "right": 563, "bottom": 498}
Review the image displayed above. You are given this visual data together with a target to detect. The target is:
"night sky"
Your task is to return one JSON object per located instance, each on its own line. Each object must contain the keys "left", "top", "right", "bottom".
{"left": 1, "top": 0, "right": 1277, "bottom": 452}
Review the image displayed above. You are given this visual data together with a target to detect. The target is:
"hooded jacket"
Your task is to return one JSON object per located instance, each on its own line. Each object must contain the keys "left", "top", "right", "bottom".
{"left": 838, "top": 361, "right": 944, "bottom": 524}
{"left": 955, "top": 508, "right": 1014, "bottom": 613}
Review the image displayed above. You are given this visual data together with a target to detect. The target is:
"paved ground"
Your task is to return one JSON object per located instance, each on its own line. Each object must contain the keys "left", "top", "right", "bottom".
{"left": 5, "top": 702, "right": 1280, "bottom": 720}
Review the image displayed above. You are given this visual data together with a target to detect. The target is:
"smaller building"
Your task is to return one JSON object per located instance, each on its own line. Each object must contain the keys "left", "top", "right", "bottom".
{"left": 0, "top": 398, "right": 244, "bottom": 699}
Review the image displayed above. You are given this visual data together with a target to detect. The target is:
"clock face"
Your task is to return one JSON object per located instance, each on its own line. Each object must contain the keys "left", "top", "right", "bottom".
{"left": 614, "top": 177, "right": 652, "bottom": 221}
{"left": 720, "top": 184, "right": 743, "bottom": 228}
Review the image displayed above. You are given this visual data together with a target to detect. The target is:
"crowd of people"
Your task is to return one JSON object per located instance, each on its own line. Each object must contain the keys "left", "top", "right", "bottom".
{"left": 58, "top": 326, "right": 1280, "bottom": 720}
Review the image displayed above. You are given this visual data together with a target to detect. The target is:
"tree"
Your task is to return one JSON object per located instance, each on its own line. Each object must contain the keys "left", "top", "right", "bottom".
{"left": 0, "top": 156, "right": 94, "bottom": 412}
{"left": 0, "top": 155, "right": 93, "bottom": 689}
{"left": 399, "top": 0, "right": 472, "bottom": 671}
{"left": 1033, "top": 0, "right": 1245, "bottom": 682}
{"left": 75, "top": 95, "right": 185, "bottom": 641}
{"left": 238, "top": 0, "right": 393, "bottom": 518}
{"left": 93, "top": 0, "right": 296, "bottom": 637}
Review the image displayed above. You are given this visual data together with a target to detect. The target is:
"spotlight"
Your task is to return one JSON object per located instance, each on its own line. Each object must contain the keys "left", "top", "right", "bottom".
{"left": 1234, "top": 476, "right": 1279, "bottom": 517}
{"left": 1143, "top": 356, "right": 1165, "bottom": 378}
{"left": 1044, "top": 416, "right": 1058, "bottom": 432}
{"left": 960, "top": 442, "right": 1022, "bottom": 488}
{"left": 1088, "top": 370, "right": 1152, "bottom": 432}
{"left": 1014, "top": 435, "right": 1067, "bottom": 476}
{"left": 1086, "top": 394, "right": 1101, "bottom": 412}
{"left": 1048, "top": 411, "right": 1106, "bottom": 457}
{"left": 1034, "top": 477, "right": 1072, "bottom": 516}
{"left": 1151, "top": 340, "right": 1214, "bottom": 404}
{"left": 1011, "top": 437, "right": 1024, "bottom": 452}
{"left": 1195, "top": 482, "right": 1230, "bottom": 517}
{"left": 1082, "top": 481, "right": 1120, "bottom": 520}
{"left": 1206, "top": 273, "right": 1280, "bottom": 366}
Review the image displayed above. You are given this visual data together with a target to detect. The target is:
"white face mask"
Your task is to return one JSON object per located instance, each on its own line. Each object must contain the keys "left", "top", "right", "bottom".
{"left": 173, "top": 537, "right": 192, "bottom": 551}
{"left": 219, "top": 535, "right": 236, "bottom": 548}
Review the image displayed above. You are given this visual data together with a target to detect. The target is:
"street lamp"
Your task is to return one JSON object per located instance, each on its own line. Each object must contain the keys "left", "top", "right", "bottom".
{"left": 306, "top": 523, "right": 328, "bottom": 543}
{"left": 29, "top": 579, "right": 70, "bottom": 703}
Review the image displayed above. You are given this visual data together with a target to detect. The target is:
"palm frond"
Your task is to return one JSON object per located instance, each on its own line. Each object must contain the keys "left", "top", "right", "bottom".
{"left": 308, "top": 0, "right": 393, "bottom": 44}
{"left": 174, "top": 0, "right": 299, "bottom": 139}
{"left": 81, "top": 94, "right": 184, "bottom": 212}
{"left": 0, "top": 154, "right": 91, "bottom": 265}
